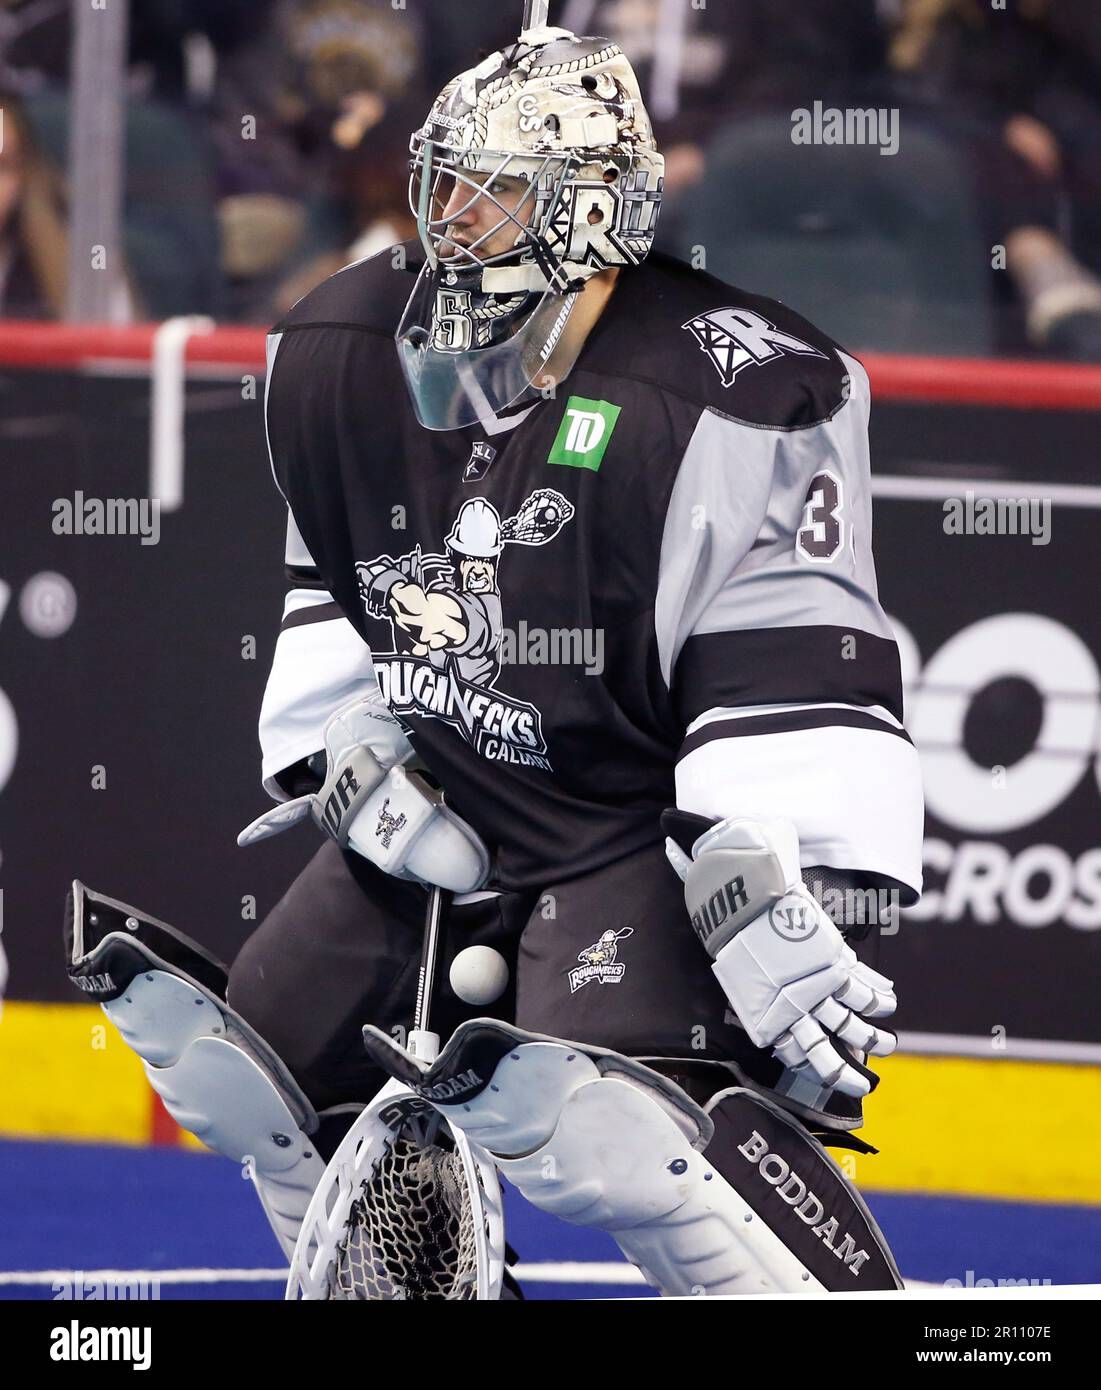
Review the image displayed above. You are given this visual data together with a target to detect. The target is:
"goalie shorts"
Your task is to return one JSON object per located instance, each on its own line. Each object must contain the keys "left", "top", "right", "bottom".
{"left": 227, "top": 838, "right": 883, "bottom": 1128}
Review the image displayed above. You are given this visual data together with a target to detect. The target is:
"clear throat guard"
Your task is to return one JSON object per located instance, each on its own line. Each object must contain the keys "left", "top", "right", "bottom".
{"left": 396, "top": 265, "right": 581, "bottom": 431}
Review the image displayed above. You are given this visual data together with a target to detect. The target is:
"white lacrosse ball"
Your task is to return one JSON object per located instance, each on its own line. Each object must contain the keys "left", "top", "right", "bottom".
{"left": 449, "top": 946, "right": 509, "bottom": 1006}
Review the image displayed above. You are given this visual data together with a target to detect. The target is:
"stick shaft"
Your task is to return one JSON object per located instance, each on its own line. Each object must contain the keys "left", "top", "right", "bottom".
{"left": 523, "top": 0, "right": 550, "bottom": 32}
{"left": 413, "top": 884, "right": 450, "bottom": 1035}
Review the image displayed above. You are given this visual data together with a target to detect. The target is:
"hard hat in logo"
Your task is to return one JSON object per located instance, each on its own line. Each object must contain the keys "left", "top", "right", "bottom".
{"left": 446, "top": 498, "right": 504, "bottom": 558}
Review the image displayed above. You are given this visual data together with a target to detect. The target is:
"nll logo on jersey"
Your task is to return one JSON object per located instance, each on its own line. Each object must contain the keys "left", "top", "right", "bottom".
{"left": 683, "top": 307, "right": 828, "bottom": 388}
{"left": 548, "top": 396, "right": 621, "bottom": 471}
{"left": 464, "top": 442, "right": 497, "bottom": 482}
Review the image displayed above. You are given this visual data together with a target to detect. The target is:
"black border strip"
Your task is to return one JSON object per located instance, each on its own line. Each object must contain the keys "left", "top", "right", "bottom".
{"left": 281, "top": 600, "right": 344, "bottom": 631}
{"left": 680, "top": 708, "right": 913, "bottom": 759}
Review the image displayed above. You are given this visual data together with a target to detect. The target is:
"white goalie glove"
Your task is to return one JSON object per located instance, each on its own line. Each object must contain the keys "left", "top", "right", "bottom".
{"left": 238, "top": 688, "right": 491, "bottom": 893}
{"left": 666, "top": 816, "right": 897, "bottom": 1099}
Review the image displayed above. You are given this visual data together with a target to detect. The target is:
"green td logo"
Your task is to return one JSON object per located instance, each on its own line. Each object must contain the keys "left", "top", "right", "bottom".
{"left": 548, "top": 397, "right": 621, "bottom": 471}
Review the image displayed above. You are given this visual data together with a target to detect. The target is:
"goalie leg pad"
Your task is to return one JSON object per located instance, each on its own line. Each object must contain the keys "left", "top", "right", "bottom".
{"left": 701, "top": 1086, "right": 903, "bottom": 1291}
{"left": 67, "top": 882, "right": 324, "bottom": 1261}
{"left": 490, "top": 1076, "right": 824, "bottom": 1295}
{"left": 413, "top": 1027, "right": 815, "bottom": 1294}
{"left": 104, "top": 973, "right": 324, "bottom": 1262}
{"left": 425, "top": 1042, "right": 602, "bottom": 1155}
{"left": 414, "top": 1026, "right": 900, "bottom": 1294}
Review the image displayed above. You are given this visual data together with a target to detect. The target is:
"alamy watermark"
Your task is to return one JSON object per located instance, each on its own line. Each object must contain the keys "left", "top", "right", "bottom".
{"left": 497, "top": 621, "right": 604, "bottom": 676}
{"left": 942, "top": 491, "right": 1051, "bottom": 546}
{"left": 791, "top": 101, "right": 899, "bottom": 157}
{"left": 52, "top": 1271, "right": 161, "bottom": 1300}
{"left": 943, "top": 1270, "right": 1052, "bottom": 1289}
{"left": 52, "top": 491, "right": 160, "bottom": 546}
{"left": 805, "top": 877, "right": 901, "bottom": 935}
{"left": 50, "top": 1320, "right": 152, "bottom": 1370}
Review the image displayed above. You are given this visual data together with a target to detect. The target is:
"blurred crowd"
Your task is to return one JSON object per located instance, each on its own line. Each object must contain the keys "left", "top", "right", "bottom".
{"left": 1, "top": 0, "right": 1100, "bottom": 359}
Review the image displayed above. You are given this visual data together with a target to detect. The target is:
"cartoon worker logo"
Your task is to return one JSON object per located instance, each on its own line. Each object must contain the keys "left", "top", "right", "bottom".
{"left": 356, "top": 489, "right": 574, "bottom": 770}
{"left": 568, "top": 927, "right": 634, "bottom": 994}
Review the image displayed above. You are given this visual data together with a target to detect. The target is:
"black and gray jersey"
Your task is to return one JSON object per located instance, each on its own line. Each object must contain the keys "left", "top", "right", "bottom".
{"left": 260, "top": 245, "right": 924, "bottom": 898}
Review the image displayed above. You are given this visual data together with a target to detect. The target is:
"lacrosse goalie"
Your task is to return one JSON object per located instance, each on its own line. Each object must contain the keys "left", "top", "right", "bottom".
{"left": 69, "top": 5, "right": 924, "bottom": 1296}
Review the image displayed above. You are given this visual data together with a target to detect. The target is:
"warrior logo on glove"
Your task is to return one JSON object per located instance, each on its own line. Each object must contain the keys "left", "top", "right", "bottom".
{"left": 320, "top": 766, "right": 360, "bottom": 838}
{"left": 768, "top": 893, "right": 821, "bottom": 942}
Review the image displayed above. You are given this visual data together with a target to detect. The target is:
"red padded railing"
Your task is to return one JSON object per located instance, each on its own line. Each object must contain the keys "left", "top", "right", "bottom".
{"left": 1, "top": 321, "right": 1099, "bottom": 408}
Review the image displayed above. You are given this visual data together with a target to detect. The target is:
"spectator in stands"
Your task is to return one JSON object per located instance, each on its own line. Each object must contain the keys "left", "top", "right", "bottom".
{"left": 1, "top": 0, "right": 425, "bottom": 320}
{"left": 266, "top": 94, "right": 423, "bottom": 320}
{"left": 0, "top": 90, "right": 67, "bottom": 317}
{"left": 0, "top": 90, "right": 144, "bottom": 320}
{"left": 213, "top": 0, "right": 432, "bottom": 320}
{"left": 888, "top": 0, "right": 1101, "bottom": 359}
{"left": 0, "top": 0, "right": 69, "bottom": 95}
{"left": 555, "top": 0, "right": 888, "bottom": 193}
{"left": 0, "top": 0, "right": 267, "bottom": 102}
{"left": 1005, "top": 226, "right": 1101, "bottom": 363}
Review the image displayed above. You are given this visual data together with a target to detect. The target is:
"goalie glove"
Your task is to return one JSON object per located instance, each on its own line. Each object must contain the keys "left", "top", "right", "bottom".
{"left": 238, "top": 688, "right": 491, "bottom": 893}
{"left": 665, "top": 815, "right": 897, "bottom": 1100}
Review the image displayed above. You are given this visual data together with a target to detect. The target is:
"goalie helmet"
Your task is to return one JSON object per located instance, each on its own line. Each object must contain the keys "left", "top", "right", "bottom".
{"left": 396, "top": 23, "right": 665, "bottom": 430}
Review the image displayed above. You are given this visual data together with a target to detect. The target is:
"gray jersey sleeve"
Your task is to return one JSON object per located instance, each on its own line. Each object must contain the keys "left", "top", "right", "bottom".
{"left": 655, "top": 356, "right": 924, "bottom": 898}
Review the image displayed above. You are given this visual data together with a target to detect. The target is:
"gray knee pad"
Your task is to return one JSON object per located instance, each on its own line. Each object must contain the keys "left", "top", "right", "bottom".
{"left": 66, "top": 881, "right": 326, "bottom": 1261}
{"left": 364, "top": 1019, "right": 784, "bottom": 1293}
{"left": 498, "top": 1074, "right": 822, "bottom": 1294}
{"left": 360, "top": 1019, "right": 901, "bottom": 1296}
{"left": 494, "top": 1076, "right": 903, "bottom": 1294}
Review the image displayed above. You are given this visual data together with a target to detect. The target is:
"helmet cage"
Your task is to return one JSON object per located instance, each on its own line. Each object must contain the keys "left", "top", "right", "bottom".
{"left": 409, "top": 132, "right": 579, "bottom": 293}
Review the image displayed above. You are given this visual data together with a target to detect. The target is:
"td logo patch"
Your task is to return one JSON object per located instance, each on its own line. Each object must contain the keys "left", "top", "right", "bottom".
{"left": 548, "top": 397, "right": 621, "bottom": 472}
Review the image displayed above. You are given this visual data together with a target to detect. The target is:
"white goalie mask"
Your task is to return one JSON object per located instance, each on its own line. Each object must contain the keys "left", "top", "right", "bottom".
{"left": 396, "top": 24, "right": 665, "bottom": 430}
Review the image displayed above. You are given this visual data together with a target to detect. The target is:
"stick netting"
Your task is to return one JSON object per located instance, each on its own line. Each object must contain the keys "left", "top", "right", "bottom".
{"left": 328, "top": 1129, "right": 480, "bottom": 1300}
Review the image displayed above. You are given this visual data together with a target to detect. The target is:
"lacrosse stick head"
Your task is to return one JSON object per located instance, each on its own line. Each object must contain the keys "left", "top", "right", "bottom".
{"left": 287, "top": 1078, "right": 505, "bottom": 1301}
{"left": 498, "top": 488, "right": 576, "bottom": 546}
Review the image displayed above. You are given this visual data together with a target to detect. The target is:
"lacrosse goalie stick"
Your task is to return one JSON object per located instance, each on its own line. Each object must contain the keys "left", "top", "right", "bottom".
{"left": 286, "top": 881, "right": 507, "bottom": 1300}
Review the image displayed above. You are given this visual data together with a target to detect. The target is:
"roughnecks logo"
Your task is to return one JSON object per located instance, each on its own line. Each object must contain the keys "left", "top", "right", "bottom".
{"left": 357, "top": 490, "right": 574, "bottom": 770}
{"left": 374, "top": 659, "right": 550, "bottom": 767}
{"left": 568, "top": 927, "right": 633, "bottom": 994}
